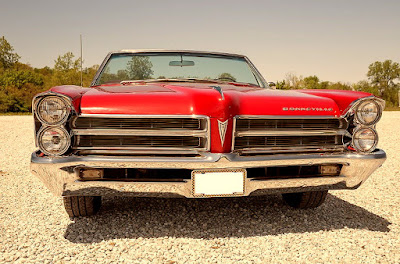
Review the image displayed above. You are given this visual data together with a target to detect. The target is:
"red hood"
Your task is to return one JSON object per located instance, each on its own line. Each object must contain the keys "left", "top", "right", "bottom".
{"left": 73, "top": 83, "right": 359, "bottom": 118}
{"left": 50, "top": 83, "right": 372, "bottom": 118}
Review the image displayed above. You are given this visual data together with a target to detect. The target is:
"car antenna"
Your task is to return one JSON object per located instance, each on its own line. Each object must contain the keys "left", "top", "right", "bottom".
{"left": 80, "top": 34, "right": 83, "bottom": 87}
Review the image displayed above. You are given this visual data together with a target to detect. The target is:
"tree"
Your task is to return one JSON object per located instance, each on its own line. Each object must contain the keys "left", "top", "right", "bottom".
{"left": 276, "top": 80, "right": 288, "bottom": 90}
{"left": 0, "top": 36, "right": 20, "bottom": 70}
{"left": 302, "top": 75, "right": 319, "bottom": 89}
{"left": 284, "top": 72, "right": 302, "bottom": 89}
{"left": 326, "top": 82, "right": 352, "bottom": 90}
{"left": 54, "top": 52, "right": 80, "bottom": 71}
{"left": 300, "top": 75, "right": 329, "bottom": 89}
{"left": 367, "top": 60, "right": 400, "bottom": 106}
{"left": 217, "top": 72, "right": 236, "bottom": 82}
{"left": 49, "top": 52, "right": 83, "bottom": 87}
{"left": 0, "top": 70, "right": 43, "bottom": 89}
{"left": 126, "top": 56, "right": 153, "bottom": 80}
{"left": 352, "top": 80, "right": 378, "bottom": 95}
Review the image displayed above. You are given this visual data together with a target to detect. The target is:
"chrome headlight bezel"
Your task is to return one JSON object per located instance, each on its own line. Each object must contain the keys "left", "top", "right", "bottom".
{"left": 352, "top": 127, "right": 379, "bottom": 153}
{"left": 34, "top": 95, "right": 72, "bottom": 126}
{"left": 343, "top": 96, "right": 384, "bottom": 154}
{"left": 354, "top": 99, "right": 382, "bottom": 126}
{"left": 37, "top": 126, "right": 71, "bottom": 156}
{"left": 344, "top": 96, "right": 385, "bottom": 126}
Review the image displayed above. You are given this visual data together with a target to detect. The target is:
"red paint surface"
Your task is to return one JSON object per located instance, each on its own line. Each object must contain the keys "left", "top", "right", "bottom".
{"left": 47, "top": 83, "right": 374, "bottom": 153}
{"left": 297, "top": 89, "right": 372, "bottom": 115}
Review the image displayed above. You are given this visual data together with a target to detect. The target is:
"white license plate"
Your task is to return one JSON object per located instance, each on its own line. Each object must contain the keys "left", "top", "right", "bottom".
{"left": 192, "top": 169, "right": 246, "bottom": 197}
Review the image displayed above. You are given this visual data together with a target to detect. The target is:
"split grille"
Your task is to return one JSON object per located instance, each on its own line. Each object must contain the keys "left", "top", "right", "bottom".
{"left": 71, "top": 115, "right": 348, "bottom": 156}
{"left": 233, "top": 117, "right": 348, "bottom": 154}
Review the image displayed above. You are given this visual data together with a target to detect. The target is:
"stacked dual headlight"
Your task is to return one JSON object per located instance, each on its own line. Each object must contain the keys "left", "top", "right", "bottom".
{"left": 350, "top": 98, "right": 384, "bottom": 153}
{"left": 34, "top": 95, "right": 72, "bottom": 156}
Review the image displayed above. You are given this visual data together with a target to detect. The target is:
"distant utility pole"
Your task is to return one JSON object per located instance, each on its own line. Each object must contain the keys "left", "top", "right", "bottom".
{"left": 80, "top": 34, "right": 83, "bottom": 87}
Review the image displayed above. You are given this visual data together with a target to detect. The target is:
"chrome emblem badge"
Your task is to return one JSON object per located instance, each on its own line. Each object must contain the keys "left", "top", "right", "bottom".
{"left": 218, "top": 120, "right": 229, "bottom": 146}
{"left": 210, "top": 85, "right": 225, "bottom": 100}
{"left": 282, "top": 107, "right": 333, "bottom": 112}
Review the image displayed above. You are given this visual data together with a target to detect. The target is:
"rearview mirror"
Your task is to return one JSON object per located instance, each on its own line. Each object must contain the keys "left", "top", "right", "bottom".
{"left": 169, "top": 60, "right": 195, "bottom": 66}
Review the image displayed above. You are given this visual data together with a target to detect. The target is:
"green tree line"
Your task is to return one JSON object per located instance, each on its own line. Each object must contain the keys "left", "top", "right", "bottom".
{"left": 275, "top": 60, "right": 400, "bottom": 107}
{"left": 0, "top": 36, "right": 98, "bottom": 112}
{"left": 1, "top": 36, "right": 399, "bottom": 112}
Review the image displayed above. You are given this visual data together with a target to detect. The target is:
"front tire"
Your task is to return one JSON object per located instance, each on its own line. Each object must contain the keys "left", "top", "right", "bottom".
{"left": 282, "top": 190, "right": 328, "bottom": 209}
{"left": 63, "top": 196, "right": 102, "bottom": 217}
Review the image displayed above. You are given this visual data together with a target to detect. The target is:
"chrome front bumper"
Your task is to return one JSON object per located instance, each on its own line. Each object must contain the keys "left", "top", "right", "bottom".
{"left": 30, "top": 150, "right": 386, "bottom": 197}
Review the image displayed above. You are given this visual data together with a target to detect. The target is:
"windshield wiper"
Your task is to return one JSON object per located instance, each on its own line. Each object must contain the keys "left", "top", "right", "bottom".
{"left": 176, "top": 78, "right": 258, "bottom": 87}
{"left": 120, "top": 78, "right": 259, "bottom": 87}
{"left": 120, "top": 78, "right": 225, "bottom": 85}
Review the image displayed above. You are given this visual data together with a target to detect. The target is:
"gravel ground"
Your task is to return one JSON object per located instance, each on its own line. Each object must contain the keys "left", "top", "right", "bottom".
{"left": 0, "top": 113, "right": 399, "bottom": 263}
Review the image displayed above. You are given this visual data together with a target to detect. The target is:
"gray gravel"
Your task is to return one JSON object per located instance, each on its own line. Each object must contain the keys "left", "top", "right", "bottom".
{"left": 0, "top": 113, "right": 399, "bottom": 263}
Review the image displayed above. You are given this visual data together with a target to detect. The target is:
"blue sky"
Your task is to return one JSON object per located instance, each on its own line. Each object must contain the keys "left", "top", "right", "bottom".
{"left": 1, "top": 0, "right": 399, "bottom": 83}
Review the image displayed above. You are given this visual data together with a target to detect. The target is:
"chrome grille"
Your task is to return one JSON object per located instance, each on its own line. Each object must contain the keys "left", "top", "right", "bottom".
{"left": 233, "top": 117, "right": 348, "bottom": 154}
{"left": 77, "top": 135, "right": 204, "bottom": 148}
{"left": 73, "top": 117, "right": 205, "bottom": 130}
{"left": 72, "top": 115, "right": 209, "bottom": 154}
{"left": 236, "top": 119, "right": 346, "bottom": 130}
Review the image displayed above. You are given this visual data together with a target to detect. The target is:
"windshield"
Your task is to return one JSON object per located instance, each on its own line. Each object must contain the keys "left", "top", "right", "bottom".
{"left": 94, "top": 53, "right": 264, "bottom": 87}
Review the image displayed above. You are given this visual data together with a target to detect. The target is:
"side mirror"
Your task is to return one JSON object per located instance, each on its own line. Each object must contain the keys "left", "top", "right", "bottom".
{"left": 268, "top": 82, "right": 276, "bottom": 88}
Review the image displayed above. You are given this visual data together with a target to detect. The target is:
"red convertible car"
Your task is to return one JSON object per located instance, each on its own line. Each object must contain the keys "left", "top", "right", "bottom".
{"left": 31, "top": 50, "right": 386, "bottom": 218}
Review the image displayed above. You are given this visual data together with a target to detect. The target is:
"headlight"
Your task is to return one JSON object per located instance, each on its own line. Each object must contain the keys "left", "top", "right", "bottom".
{"left": 36, "top": 96, "right": 71, "bottom": 125}
{"left": 355, "top": 100, "right": 381, "bottom": 125}
{"left": 352, "top": 127, "right": 378, "bottom": 153}
{"left": 37, "top": 126, "right": 71, "bottom": 156}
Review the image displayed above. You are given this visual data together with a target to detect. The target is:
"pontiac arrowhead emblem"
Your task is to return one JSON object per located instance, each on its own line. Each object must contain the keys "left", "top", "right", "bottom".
{"left": 217, "top": 120, "right": 229, "bottom": 146}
